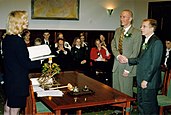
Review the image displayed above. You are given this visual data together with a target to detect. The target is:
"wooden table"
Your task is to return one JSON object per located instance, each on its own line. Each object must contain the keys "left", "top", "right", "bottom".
{"left": 29, "top": 71, "right": 135, "bottom": 115}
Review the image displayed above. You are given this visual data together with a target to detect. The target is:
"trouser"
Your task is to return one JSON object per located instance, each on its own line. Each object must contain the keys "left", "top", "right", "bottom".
{"left": 137, "top": 86, "right": 159, "bottom": 115}
{"left": 112, "top": 71, "right": 133, "bottom": 97}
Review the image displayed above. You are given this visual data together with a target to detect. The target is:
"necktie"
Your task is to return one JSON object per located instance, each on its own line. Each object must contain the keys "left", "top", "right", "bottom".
{"left": 118, "top": 29, "right": 125, "bottom": 54}
{"left": 46, "top": 41, "right": 49, "bottom": 45}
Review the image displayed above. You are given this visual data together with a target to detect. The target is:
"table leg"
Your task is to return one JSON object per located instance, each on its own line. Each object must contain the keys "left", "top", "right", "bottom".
{"left": 125, "top": 101, "right": 131, "bottom": 115}
{"left": 56, "top": 110, "right": 61, "bottom": 115}
{"left": 76, "top": 110, "right": 82, "bottom": 115}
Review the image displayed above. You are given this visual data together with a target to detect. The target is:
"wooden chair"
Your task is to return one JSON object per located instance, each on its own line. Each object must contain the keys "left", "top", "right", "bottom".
{"left": 160, "top": 66, "right": 168, "bottom": 95}
{"left": 25, "top": 84, "right": 54, "bottom": 115}
{"left": 157, "top": 69, "right": 171, "bottom": 115}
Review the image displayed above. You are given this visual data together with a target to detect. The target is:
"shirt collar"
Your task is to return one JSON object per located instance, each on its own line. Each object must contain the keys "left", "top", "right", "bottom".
{"left": 76, "top": 45, "right": 80, "bottom": 49}
{"left": 145, "top": 32, "right": 154, "bottom": 44}
{"left": 44, "top": 39, "right": 49, "bottom": 42}
{"left": 124, "top": 25, "right": 131, "bottom": 34}
{"left": 166, "top": 48, "right": 171, "bottom": 52}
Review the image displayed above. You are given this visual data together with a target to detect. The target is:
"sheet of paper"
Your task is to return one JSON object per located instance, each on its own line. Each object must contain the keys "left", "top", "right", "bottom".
{"left": 30, "top": 55, "right": 55, "bottom": 61}
{"left": 32, "top": 85, "right": 44, "bottom": 92}
{"left": 27, "top": 44, "right": 55, "bottom": 61}
{"left": 30, "top": 78, "right": 40, "bottom": 86}
{"left": 36, "top": 90, "right": 64, "bottom": 97}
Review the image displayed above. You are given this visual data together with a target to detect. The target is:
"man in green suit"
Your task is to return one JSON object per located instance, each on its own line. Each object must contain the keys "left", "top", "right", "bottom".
{"left": 123, "top": 19, "right": 163, "bottom": 114}
{"left": 111, "top": 9, "right": 142, "bottom": 97}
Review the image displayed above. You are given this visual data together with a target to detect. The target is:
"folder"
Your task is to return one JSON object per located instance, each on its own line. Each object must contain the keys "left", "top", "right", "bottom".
{"left": 27, "top": 45, "right": 55, "bottom": 61}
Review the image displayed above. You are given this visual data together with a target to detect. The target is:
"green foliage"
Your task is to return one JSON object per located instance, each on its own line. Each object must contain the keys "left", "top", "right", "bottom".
{"left": 42, "top": 63, "right": 61, "bottom": 77}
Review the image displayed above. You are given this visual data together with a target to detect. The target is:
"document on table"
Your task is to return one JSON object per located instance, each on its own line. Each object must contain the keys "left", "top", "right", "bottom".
{"left": 27, "top": 44, "right": 55, "bottom": 61}
{"left": 30, "top": 77, "right": 63, "bottom": 97}
{"left": 33, "top": 85, "right": 44, "bottom": 92}
{"left": 36, "top": 90, "right": 64, "bottom": 97}
{"left": 30, "top": 78, "right": 40, "bottom": 86}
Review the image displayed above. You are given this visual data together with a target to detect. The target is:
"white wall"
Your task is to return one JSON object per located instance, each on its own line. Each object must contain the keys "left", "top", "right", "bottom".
{"left": 0, "top": 0, "right": 168, "bottom": 30}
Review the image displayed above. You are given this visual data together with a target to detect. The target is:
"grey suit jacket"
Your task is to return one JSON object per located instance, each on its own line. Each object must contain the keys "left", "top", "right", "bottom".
{"left": 111, "top": 26, "right": 142, "bottom": 76}
{"left": 129, "top": 35, "right": 163, "bottom": 89}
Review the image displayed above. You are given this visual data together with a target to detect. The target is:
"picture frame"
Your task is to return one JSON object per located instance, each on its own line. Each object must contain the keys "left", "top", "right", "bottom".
{"left": 31, "top": 0, "right": 79, "bottom": 20}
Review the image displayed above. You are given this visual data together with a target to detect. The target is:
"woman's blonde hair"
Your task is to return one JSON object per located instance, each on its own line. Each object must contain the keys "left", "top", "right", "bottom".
{"left": 4, "top": 10, "right": 28, "bottom": 37}
{"left": 72, "top": 37, "right": 81, "bottom": 47}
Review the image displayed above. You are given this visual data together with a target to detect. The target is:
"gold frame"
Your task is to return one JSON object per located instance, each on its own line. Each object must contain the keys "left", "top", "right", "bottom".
{"left": 31, "top": 0, "right": 79, "bottom": 20}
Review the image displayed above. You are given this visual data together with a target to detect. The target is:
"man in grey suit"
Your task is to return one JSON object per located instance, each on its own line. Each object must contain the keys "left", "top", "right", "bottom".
{"left": 123, "top": 19, "right": 163, "bottom": 114}
{"left": 111, "top": 9, "right": 142, "bottom": 97}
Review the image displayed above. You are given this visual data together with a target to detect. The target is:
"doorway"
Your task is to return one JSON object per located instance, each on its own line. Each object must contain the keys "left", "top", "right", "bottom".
{"left": 148, "top": 1, "right": 171, "bottom": 43}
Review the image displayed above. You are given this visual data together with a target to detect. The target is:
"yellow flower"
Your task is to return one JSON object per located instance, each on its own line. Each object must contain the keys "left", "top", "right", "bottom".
{"left": 42, "top": 63, "right": 61, "bottom": 76}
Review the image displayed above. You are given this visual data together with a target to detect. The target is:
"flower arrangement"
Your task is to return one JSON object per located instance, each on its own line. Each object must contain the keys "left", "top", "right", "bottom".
{"left": 42, "top": 63, "right": 61, "bottom": 76}
{"left": 38, "top": 59, "right": 61, "bottom": 88}
{"left": 124, "top": 33, "right": 132, "bottom": 38}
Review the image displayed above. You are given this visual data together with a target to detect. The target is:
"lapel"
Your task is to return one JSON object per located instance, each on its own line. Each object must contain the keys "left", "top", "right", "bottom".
{"left": 126, "top": 26, "right": 134, "bottom": 35}
{"left": 119, "top": 27, "right": 123, "bottom": 35}
{"left": 139, "top": 34, "right": 157, "bottom": 57}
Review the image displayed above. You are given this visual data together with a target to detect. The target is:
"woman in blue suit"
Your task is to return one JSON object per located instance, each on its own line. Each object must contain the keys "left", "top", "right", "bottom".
{"left": 2, "top": 10, "right": 41, "bottom": 115}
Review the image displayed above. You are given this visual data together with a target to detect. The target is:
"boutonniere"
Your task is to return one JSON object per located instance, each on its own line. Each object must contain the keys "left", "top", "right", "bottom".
{"left": 142, "top": 43, "right": 148, "bottom": 50}
{"left": 124, "top": 33, "right": 132, "bottom": 38}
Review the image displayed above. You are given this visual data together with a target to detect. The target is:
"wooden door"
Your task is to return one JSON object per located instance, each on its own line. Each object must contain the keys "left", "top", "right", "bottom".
{"left": 148, "top": 1, "right": 171, "bottom": 43}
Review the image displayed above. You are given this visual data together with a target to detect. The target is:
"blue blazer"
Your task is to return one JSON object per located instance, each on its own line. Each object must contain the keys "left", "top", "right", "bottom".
{"left": 2, "top": 35, "right": 41, "bottom": 97}
{"left": 128, "top": 34, "right": 163, "bottom": 89}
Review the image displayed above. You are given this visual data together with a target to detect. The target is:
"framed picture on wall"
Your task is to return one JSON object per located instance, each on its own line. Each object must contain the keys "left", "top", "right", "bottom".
{"left": 31, "top": 0, "right": 79, "bottom": 20}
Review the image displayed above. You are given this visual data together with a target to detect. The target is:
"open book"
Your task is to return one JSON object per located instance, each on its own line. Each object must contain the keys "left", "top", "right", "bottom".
{"left": 27, "top": 45, "right": 55, "bottom": 61}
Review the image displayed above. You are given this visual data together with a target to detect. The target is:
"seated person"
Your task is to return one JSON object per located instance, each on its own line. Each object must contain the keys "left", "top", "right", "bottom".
{"left": 80, "top": 32, "right": 89, "bottom": 58}
{"left": 53, "top": 38, "right": 73, "bottom": 71}
{"left": 55, "top": 32, "right": 71, "bottom": 51}
{"left": 34, "top": 37, "right": 42, "bottom": 46}
{"left": 161, "top": 39, "right": 171, "bottom": 70}
{"left": 99, "top": 34, "right": 107, "bottom": 47}
{"left": 71, "top": 37, "right": 89, "bottom": 74}
{"left": 99, "top": 34, "right": 114, "bottom": 71}
{"left": 21, "top": 29, "right": 31, "bottom": 47}
{"left": 42, "top": 31, "right": 55, "bottom": 53}
{"left": 90, "top": 39, "right": 110, "bottom": 73}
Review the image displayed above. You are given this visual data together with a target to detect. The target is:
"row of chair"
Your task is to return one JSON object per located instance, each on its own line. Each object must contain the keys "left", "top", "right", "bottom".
{"left": 158, "top": 69, "right": 171, "bottom": 115}
{"left": 111, "top": 68, "right": 171, "bottom": 115}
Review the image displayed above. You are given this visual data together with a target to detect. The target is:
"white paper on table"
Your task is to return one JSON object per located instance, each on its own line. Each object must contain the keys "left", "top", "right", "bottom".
{"left": 27, "top": 44, "right": 55, "bottom": 61}
{"left": 30, "top": 78, "right": 40, "bottom": 86}
{"left": 36, "top": 90, "right": 64, "bottom": 97}
{"left": 32, "top": 85, "right": 44, "bottom": 92}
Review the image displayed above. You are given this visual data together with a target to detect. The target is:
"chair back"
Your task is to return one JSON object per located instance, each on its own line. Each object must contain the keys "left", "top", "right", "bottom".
{"left": 161, "top": 68, "right": 169, "bottom": 95}
{"left": 167, "top": 70, "right": 171, "bottom": 98}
